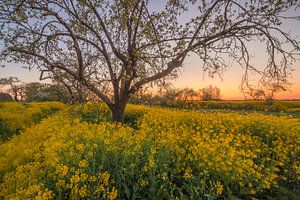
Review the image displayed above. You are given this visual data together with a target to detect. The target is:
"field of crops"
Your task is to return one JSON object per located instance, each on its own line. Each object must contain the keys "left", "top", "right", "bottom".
{"left": 0, "top": 102, "right": 299, "bottom": 199}
{"left": 0, "top": 102, "right": 65, "bottom": 142}
{"left": 157, "top": 100, "right": 300, "bottom": 112}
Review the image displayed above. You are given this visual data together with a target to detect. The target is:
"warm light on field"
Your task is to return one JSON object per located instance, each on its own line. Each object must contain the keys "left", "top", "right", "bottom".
{"left": 1, "top": 102, "right": 299, "bottom": 199}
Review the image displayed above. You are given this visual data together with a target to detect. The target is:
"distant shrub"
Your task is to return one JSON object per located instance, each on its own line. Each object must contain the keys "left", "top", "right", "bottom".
{"left": 0, "top": 92, "right": 14, "bottom": 102}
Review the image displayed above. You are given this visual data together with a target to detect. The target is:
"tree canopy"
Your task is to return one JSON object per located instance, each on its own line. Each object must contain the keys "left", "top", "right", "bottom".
{"left": 1, "top": 0, "right": 299, "bottom": 121}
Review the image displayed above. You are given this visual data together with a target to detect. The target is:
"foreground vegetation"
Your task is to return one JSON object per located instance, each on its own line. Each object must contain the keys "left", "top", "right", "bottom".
{"left": 0, "top": 101, "right": 299, "bottom": 199}
{"left": 0, "top": 102, "right": 65, "bottom": 142}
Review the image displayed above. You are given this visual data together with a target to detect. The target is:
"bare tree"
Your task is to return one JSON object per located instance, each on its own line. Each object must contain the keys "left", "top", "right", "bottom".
{"left": 1, "top": 0, "right": 299, "bottom": 121}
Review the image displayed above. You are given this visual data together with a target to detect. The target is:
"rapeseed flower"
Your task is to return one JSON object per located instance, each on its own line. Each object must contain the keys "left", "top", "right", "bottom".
{"left": 0, "top": 102, "right": 299, "bottom": 199}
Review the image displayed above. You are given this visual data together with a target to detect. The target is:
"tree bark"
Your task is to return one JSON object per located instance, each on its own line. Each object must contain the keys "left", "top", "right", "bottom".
{"left": 111, "top": 98, "right": 127, "bottom": 122}
{"left": 13, "top": 93, "right": 18, "bottom": 102}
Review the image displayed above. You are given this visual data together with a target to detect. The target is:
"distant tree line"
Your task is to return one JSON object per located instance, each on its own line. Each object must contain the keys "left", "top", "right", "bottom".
{"left": 129, "top": 85, "right": 222, "bottom": 105}
{"left": 0, "top": 76, "right": 285, "bottom": 105}
{"left": 1, "top": 76, "right": 223, "bottom": 103}
{"left": 0, "top": 76, "right": 97, "bottom": 103}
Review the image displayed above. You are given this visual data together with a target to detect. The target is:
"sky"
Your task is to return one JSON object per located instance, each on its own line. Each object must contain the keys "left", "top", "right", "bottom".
{"left": 165, "top": 1, "right": 300, "bottom": 100}
{"left": 173, "top": 54, "right": 300, "bottom": 100}
{"left": 0, "top": 1, "right": 299, "bottom": 100}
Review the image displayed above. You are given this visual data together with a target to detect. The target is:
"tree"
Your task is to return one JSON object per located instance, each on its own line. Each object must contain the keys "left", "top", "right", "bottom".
{"left": 177, "top": 87, "right": 198, "bottom": 102}
{"left": 49, "top": 72, "right": 90, "bottom": 103}
{"left": 23, "top": 82, "right": 45, "bottom": 102}
{"left": 1, "top": 0, "right": 299, "bottom": 121}
{"left": 45, "top": 83, "right": 78, "bottom": 103}
{"left": 246, "top": 81, "right": 289, "bottom": 104}
{"left": 199, "top": 85, "right": 222, "bottom": 101}
{"left": 129, "top": 87, "right": 153, "bottom": 104}
{"left": 0, "top": 77, "right": 25, "bottom": 101}
{"left": 248, "top": 89, "right": 266, "bottom": 100}
{"left": 51, "top": 81, "right": 94, "bottom": 103}
{"left": 163, "top": 87, "right": 181, "bottom": 102}
{"left": 23, "top": 81, "right": 87, "bottom": 102}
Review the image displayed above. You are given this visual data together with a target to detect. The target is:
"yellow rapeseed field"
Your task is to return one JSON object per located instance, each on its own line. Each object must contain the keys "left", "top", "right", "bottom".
{"left": 0, "top": 102, "right": 299, "bottom": 199}
{"left": 0, "top": 102, "right": 65, "bottom": 142}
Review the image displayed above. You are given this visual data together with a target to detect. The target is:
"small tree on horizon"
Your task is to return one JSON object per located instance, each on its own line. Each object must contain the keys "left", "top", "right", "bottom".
{"left": 176, "top": 87, "right": 198, "bottom": 102}
{"left": 1, "top": 0, "right": 299, "bottom": 121}
{"left": 0, "top": 77, "right": 25, "bottom": 101}
{"left": 245, "top": 80, "right": 290, "bottom": 104}
{"left": 248, "top": 89, "right": 266, "bottom": 100}
{"left": 199, "top": 85, "right": 222, "bottom": 101}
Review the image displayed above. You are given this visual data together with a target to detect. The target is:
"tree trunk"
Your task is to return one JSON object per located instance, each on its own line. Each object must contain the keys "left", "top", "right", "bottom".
{"left": 111, "top": 99, "right": 127, "bottom": 122}
{"left": 13, "top": 93, "right": 18, "bottom": 102}
{"left": 265, "top": 98, "right": 273, "bottom": 105}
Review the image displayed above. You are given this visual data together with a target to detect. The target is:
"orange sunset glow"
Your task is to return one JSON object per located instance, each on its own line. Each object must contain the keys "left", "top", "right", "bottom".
{"left": 173, "top": 60, "right": 300, "bottom": 100}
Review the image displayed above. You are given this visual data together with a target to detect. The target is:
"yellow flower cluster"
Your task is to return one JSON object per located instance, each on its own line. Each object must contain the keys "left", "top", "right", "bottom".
{"left": 138, "top": 107, "right": 300, "bottom": 195}
{"left": 0, "top": 102, "right": 64, "bottom": 141}
{"left": 0, "top": 111, "right": 121, "bottom": 199}
{"left": 0, "top": 102, "right": 299, "bottom": 199}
